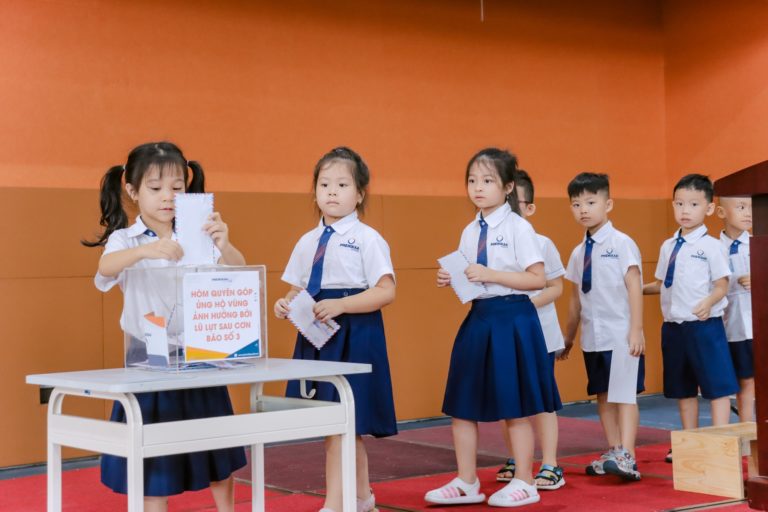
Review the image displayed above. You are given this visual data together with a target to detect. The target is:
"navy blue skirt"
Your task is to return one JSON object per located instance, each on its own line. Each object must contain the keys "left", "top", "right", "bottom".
{"left": 442, "top": 294, "right": 562, "bottom": 422}
{"left": 101, "top": 386, "right": 247, "bottom": 496}
{"left": 286, "top": 288, "right": 397, "bottom": 438}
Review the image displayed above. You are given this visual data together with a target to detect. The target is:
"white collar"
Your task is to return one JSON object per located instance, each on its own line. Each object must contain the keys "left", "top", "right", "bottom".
{"left": 126, "top": 216, "right": 151, "bottom": 238}
{"left": 476, "top": 202, "right": 511, "bottom": 228}
{"left": 721, "top": 230, "right": 750, "bottom": 244}
{"left": 585, "top": 220, "right": 615, "bottom": 244}
{"left": 315, "top": 211, "right": 359, "bottom": 238}
{"left": 677, "top": 224, "right": 707, "bottom": 243}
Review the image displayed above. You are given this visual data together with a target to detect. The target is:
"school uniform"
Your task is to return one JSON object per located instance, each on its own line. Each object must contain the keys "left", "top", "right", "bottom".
{"left": 282, "top": 211, "right": 397, "bottom": 438}
{"left": 565, "top": 221, "right": 645, "bottom": 396}
{"left": 655, "top": 225, "right": 738, "bottom": 399}
{"left": 441, "top": 203, "right": 561, "bottom": 422}
{"left": 528, "top": 234, "right": 566, "bottom": 360}
{"left": 720, "top": 230, "right": 753, "bottom": 379}
{"left": 94, "top": 216, "right": 246, "bottom": 496}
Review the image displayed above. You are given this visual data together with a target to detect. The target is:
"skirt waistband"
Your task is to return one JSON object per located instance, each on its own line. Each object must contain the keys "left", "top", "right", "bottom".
{"left": 314, "top": 288, "right": 366, "bottom": 300}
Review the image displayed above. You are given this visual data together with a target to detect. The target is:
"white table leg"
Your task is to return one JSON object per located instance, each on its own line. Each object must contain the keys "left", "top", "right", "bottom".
{"left": 250, "top": 383, "right": 265, "bottom": 512}
{"left": 47, "top": 390, "right": 66, "bottom": 512}
{"left": 123, "top": 394, "right": 145, "bottom": 512}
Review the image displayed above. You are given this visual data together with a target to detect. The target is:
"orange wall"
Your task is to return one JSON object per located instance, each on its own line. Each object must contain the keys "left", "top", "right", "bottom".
{"left": 664, "top": 0, "right": 768, "bottom": 185}
{"left": 0, "top": 0, "right": 665, "bottom": 198}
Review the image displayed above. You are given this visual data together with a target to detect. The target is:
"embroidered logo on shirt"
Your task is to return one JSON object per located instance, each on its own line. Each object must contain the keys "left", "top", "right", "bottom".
{"left": 490, "top": 235, "right": 508, "bottom": 248}
{"left": 339, "top": 238, "right": 360, "bottom": 251}
{"left": 600, "top": 248, "right": 619, "bottom": 259}
{"left": 690, "top": 249, "right": 707, "bottom": 261}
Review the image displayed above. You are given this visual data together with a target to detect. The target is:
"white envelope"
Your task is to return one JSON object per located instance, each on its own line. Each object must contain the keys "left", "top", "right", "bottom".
{"left": 437, "top": 251, "right": 487, "bottom": 304}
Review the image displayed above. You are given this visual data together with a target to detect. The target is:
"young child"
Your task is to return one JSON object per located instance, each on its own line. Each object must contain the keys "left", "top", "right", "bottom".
{"left": 562, "top": 172, "right": 645, "bottom": 482}
{"left": 274, "top": 147, "right": 397, "bottom": 512}
{"left": 717, "top": 196, "right": 753, "bottom": 421}
{"left": 495, "top": 169, "right": 567, "bottom": 491}
{"left": 426, "top": 148, "right": 560, "bottom": 508}
{"left": 644, "top": 174, "right": 738, "bottom": 458}
{"left": 84, "top": 142, "right": 247, "bottom": 512}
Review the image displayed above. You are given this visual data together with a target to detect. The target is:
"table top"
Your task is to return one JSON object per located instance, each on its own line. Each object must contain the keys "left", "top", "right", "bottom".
{"left": 26, "top": 358, "right": 371, "bottom": 393}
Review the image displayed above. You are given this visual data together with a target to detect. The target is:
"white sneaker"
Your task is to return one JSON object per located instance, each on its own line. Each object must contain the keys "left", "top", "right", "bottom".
{"left": 424, "top": 476, "right": 486, "bottom": 505}
{"left": 488, "top": 478, "right": 540, "bottom": 507}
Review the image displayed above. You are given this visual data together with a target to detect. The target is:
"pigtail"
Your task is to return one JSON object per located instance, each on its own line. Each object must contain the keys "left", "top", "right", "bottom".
{"left": 506, "top": 164, "right": 522, "bottom": 216}
{"left": 187, "top": 160, "right": 206, "bottom": 193}
{"left": 81, "top": 165, "right": 129, "bottom": 247}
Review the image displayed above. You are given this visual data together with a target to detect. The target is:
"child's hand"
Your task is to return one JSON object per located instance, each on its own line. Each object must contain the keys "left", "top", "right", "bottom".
{"left": 692, "top": 299, "right": 713, "bottom": 320}
{"left": 274, "top": 298, "right": 291, "bottom": 319}
{"left": 558, "top": 338, "right": 574, "bottom": 360}
{"left": 314, "top": 298, "right": 346, "bottom": 322}
{"left": 628, "top": 330, "right": 645, "bottom": 357}
{"left": 204, "top": 212, "right": 230, "bottom": 250}
{"left": 437, "top": 268, "right": 451, "bottom": 287}
{"left": 141, "top": 239, "right": 183, "bottom": 261}
{"left": 737, "top": 274, "right": 751, "bottom": 290}
{"left": 465, "top": 264, "right": 491, "bottom": 283}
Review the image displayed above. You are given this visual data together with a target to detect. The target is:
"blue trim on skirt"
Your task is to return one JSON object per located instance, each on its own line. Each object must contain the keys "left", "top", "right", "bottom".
{"left": 442, "top": 294, "right": 562, "bottom": 422}
{"left": 286, "top": 288, "right": 398, "bottom": 438}
{"left": 101, "top": 387, "right": 247, "bottom": 496}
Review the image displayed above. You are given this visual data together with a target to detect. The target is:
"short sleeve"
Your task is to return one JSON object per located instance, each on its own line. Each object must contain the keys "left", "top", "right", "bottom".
{"left": 564, "top": 245, "right": 581, "bottom": 284}
{"left": 93, "top": 231, "right": 130, "bottom": 292}
{"left": 709, "top": 241, "right": 732, "bottom": 281}
{"left": 361, "top": 231, "right": 395, "bottom": 287}
{"left": 654, "top": 243, "right": 667, "bottom": 281}
{"left": 618, "top": 236, "right": 642, "bottom": 277}
{"left": 542, "top": 238, "right": 565, "bottom": 280}
{"left": 281, "top": 234, "right": 311, "bottom": 289}
{"left": 513, "top": 220, "right": 544, "bottom": 271}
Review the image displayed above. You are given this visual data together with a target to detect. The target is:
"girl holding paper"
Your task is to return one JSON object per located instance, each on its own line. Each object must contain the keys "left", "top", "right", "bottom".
{"left": 425, "top": 148, "right": 560, "bottom": 508}
{"left": 274, "top": 146, "right": 396, "bottom": 512}
{"left": 83, "top": 141, "right": 246, "bottom": 512}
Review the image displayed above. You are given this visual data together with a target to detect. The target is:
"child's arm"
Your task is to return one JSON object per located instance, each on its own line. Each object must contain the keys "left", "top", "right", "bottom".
{"left": 624, "top": 266, "right": 645, "bottom": 356}
{"left": 465, "top": 262, "right": 546, "bottom": 291}
{"left": 274, "top": 286, "right": 302, "bottom": 319}
{"left": 560, "top": 283, "right": 581, "bottom": 360}
{"left": 530, "top": 277, "right": 563, "bottom": 308}
{"left": 692, "top": 277, "right": 728, "bottom": 320}
{"left": 98, "top": 239, "right": 183, "bottom": 277}
{"left": 313, "top": 275, "right": 395, "bottom": 322}
{"left": 643, "top": 280, "right": 661, "bottom": 295}
{"left": 205, "top": 212, "right": 246, "bottom": 265}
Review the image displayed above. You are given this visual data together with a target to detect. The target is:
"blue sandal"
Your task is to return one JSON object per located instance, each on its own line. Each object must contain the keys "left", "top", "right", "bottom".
{"left": 535, "top": 464, "right": 566, "bottom": 490}
{"left": 495, "top": 458, "right": 516, "bottom": 482}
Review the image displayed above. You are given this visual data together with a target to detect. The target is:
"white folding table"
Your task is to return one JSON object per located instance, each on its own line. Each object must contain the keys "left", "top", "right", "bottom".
{"left": 26, "top": 358, "right": 371, "bottom": 512}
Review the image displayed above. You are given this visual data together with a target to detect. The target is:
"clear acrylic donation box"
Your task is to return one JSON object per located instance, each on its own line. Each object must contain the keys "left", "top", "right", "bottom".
{"left": 122, "top": 265, "right": 268, "bottom": 370}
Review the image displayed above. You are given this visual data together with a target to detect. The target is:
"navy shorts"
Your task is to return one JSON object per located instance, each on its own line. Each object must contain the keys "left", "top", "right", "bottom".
{"left": 728, "top": 339, "right": 754, "bottom": 380}
{"left": 582, "top": 350, "right": 645, "bottom": 396}
{"left": 661, "top": 318, "right": 739, "bottom": 400}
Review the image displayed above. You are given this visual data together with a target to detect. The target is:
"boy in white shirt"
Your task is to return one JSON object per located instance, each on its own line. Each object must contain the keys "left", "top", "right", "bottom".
{"left": 562, "top": 172, "right": 645, "bottom": 481}
{"left": 644, "top": 174, "right": 738, "bottom": 461}
{"left": 717, "top": 196, "right": 753, "bottom": 421}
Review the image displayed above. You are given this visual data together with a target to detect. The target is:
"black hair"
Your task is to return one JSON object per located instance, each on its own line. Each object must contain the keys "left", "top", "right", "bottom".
{"left": 567, "top": 172, "right": 610, "bottom": 199}
{"left": 515, "top": 169, "right": 534, "bottom": 204}
{"left": 673, "top": 173, "right": 714, "bottom": 202}
{"left": 312, "top": 146, "right": 370, "bottom": 213}
{"left": 82, "top": 141, "right": 205, "bottom": 247}
{"left": 465, "top": 148, "right": 521, "bottom": 214}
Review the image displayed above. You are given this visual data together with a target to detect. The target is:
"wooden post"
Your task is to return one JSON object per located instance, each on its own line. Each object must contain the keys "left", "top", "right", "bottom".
{"left": 714, "top": 161, "right": 768, "bottom": 510}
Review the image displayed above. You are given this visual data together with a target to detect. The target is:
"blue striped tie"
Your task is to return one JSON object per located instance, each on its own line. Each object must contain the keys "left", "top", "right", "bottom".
{"left": 729, "top": 239, "right": 741, "bottom": 255}
{"left": 477, "top": 216, "right": 488, "bottom": 266}
{"left": 581, "top": 233, "right": 594, "bottom": 293}
{"left": 306, "top": 226, "right": 335, "bottom": 297}
{"left": 664, "top": 234, "right": 686, "bottom": 288}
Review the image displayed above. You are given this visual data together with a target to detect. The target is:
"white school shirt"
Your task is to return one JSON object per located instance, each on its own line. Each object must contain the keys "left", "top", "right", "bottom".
{"left": 654, "top": 225, "right": 730, "bottom": 324}
{"left": 282, "top": 211, "right": 394, "bottom": 290}
{"left": 720, "top": 230, "right": 752, "bottom": 341}
{"left": 457, "top": 202, "right": 544, "bottom": 299}
{"left": 529, "top": 234, "right": 566, "bottom": 353}
{"left": 565, "top": 221, "right": 642, "bottom": 352}
{"left": 93, "top": 216, "right": 222, "bottom": 335}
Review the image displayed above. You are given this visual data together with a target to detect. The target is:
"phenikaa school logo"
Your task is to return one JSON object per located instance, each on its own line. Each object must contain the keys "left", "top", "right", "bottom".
{"left": 600, "top": 248, "right": 619, "bottom": 259}
{"left": 690, "top": 249, "right": 707, "bottom": 261}
{"left": 340, "top": 238, "right": 360, "bottom": 251}
{"left": 490, "top": 235, "right": 508, "bottom": 248}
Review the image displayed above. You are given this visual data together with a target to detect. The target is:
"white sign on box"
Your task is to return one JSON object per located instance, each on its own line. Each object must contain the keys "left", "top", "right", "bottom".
{"left": 176, "top": 193, "right": 216, "bottom": 265}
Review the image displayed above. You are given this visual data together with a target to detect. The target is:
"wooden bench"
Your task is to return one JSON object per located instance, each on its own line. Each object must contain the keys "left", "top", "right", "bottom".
{"left": 671, "top": 421, "right": 758, "bottom": 499}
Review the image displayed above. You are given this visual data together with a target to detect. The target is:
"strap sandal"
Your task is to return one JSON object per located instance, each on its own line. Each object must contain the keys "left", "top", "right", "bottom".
{"left": 424, "top": 476, "right": 486, "bottom": 505}
{"left": 487, "top": 478, "right": 540, "bottom": 507}
{"left": 496, "top": 458, "right": 516, "bottom": 482}
{"left": 534, "top": 464, "right": 566, "bottom": 490}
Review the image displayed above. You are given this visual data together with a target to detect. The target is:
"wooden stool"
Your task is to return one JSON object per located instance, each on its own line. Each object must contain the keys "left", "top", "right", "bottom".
{"left": 671, "top": 421, "right": 758, "bottom": 499}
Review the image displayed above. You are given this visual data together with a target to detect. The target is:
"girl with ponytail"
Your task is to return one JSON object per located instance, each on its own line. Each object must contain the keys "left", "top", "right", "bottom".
{"left": 84, "top": 142, "right": 246, "bottom": 512}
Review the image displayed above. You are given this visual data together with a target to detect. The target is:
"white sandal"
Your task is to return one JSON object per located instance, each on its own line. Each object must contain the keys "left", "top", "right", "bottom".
{"left": 487, "top": 478, "right": 540, "bottom": 507}
{"left": 424, "top": 476, "right": 485, "bottom": 505}
{"left": 358, "top": 492, "right": 375, "bottom": 512}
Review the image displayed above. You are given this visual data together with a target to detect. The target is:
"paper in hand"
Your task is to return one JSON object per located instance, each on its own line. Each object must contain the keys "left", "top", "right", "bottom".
{"left": 607, "top": 340, "right": 641, "bottom": 404}
{"left": 175, "top": 193, "right": 216, "bottom": 265}
{"left": 437, "top": 251, "right": 487, "bottom": 304}
{"left": 287, "top": 290, "right": 340, "bottom": 350}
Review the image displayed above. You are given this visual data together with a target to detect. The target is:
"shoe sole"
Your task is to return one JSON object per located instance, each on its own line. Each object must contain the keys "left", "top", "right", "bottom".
{"left": 585, "top": 466, "right": 605, "bottom": 476}
{"left": 536, "top": 477, "right": 566, "bottom": 490}
{"left": 424, "top": 494, "right": 486, "bottom": 505}
{"left": 496, "top": 476, "right": 513, "bottom": 483}
{"left": 603, "top": 461, "right": 642, "bottom": 481}
{"left": 488, "top": 494, "right": 541, "bottom": 507}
